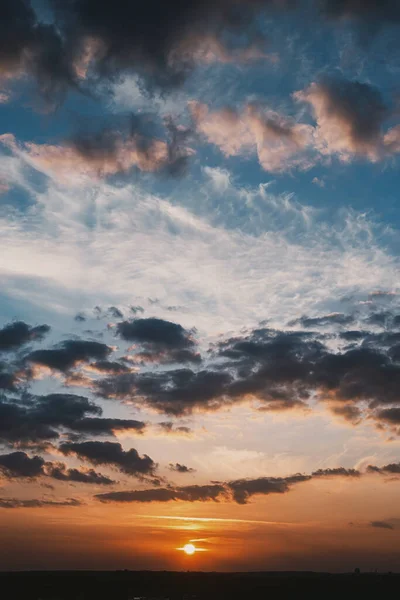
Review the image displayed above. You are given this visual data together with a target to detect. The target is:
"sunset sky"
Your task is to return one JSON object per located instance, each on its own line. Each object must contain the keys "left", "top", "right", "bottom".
{"left": 1, "top": 0, "right": 400, "bottom": 572}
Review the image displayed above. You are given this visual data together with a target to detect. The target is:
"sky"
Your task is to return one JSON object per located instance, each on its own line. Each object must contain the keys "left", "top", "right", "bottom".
{"left": 0, "top": 0, "right": 400, "bottom": 572}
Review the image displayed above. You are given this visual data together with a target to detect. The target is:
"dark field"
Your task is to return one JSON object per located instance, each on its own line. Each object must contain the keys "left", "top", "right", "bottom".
{"left": 2, "top": 570, "right": 398, "bottom": 600}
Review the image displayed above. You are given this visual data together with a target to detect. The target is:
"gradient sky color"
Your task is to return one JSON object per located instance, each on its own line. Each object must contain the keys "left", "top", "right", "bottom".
{"left": 0, "top": 0, "right": 400, "bottom": 572}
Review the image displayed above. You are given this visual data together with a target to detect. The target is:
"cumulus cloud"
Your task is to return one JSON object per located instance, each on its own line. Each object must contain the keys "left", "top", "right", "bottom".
{"left": 0, "top": 392, "right": 146, "bottom": 445}
{"left": 59, "top": 441, "right": 157, "bottom": 477}
{"left": 116, "top": 317, "right": 200, "bottom": 364}
{"left": 294, "top": 76, "right": 393, "bottom": 162}
{"left": 0, "top": 451, "right": 114, "bottom": 484}
{"left": 0, "top": 321, "right": 50, "bottom": 353}
{"left": 26, "top": 339, "right": 112, "bottom": 372}
{"left": 1, "top": 121, "right": 193, "bottom": 184}
{"left": 94, "top": 316, "right": 400, "bottom": 421}
{"left": 191, "top": 101, "right": 314, "bottom": 173}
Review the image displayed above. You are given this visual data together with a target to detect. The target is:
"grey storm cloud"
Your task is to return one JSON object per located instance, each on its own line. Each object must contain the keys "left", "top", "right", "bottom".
{"left": 0, "top": 321, "right": 50, "bottom": 352}
{"left": 59, "top": 440, "right": 157, "bottom": 477}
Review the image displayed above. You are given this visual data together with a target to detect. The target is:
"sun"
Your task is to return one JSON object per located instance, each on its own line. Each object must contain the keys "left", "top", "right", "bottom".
{"left": 183, "top": 543, "right": 196, "bottom": 555}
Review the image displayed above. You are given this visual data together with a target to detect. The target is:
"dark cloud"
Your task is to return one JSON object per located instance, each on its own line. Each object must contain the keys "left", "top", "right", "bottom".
{"left": 320, "top": 0, "right": 400, "bottom": 26}
{"left": 49, "top": 0, "right": 282, "bottom": 90}
{"left": 116, "top": 317, "right": 194, "bottom": 349}
{"left": 367, "top": 462, "right": 400, "bottom": 475}
{"left": 96, "top": 319, "right": 400, "bottom": 417}
{"left": 90, "top": 361, "right": 130, "bottom": 374}
{"left": 311, "top": 467, "right": 360, "bottom": 477}
{"left": 0, "top": 497, "right": 82, "bottom": 509}
{"left": 227, "top": 474, "right": 311, "bottom": 504}
{"left": 26, "top": 339, "right": 111, "bottom": 372}
{"left": 329, "top": 404, "right": 362, "bottom": 424}
{"left": 0, "top": 321, "right": 50, "bottom": 353}
{"left": 96, "top": 483, "right": 227, "bottom": 504}
{"left": 289, "top": 314, "right": 354, "bottom": 328}
{"left": 169, "top": 462, "right": 196, "bottom": 473}
{"left": 45, "top": 464, "right": 115, "bottom": 485}
{"left": 115, "top": 317, "right": 200, "bottom": 364}
{"left": 95, "top": 461, "right": 400, "bottom": 505}
{"left": 71, "top": 417, "right": 146, "bottom": 436}
{"left": 59, "top": 441, "right": 157, "bottom": 477}
{"left": 0, "top": 451, "right": 115, "bottom": 485}
{"left": 159, "top": 422, "right": 192, "bottom": 436}
{"left": 0, "top": 0, "right": 77, "bottom": 105}
{"left": 0, "top": 392, "right": 143, "bottom": 445}
{"left": 0, "top": 363, "right": 18, "bottom": 391}
{"left": 374, "top": 408, "right": 400, "bottom": 425}
{"left": 97, "top": 368, "right": 232, "bottom": 415}
{"left": 296, "top": 75, "right": 390, "bottom": 161}
{"left": 370, "top": 520, "right": 394, "bottom": 530}
{"left": 0, "top": 451, "right": 45, "bottom": 478}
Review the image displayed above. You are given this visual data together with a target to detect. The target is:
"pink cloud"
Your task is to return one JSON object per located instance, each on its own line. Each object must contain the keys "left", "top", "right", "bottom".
{"left": 191, "top": 102, "right": 314, "bottom": 172}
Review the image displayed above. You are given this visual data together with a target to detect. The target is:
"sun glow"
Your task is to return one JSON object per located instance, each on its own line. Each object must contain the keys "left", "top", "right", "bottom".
{"left": 183, "top": 543, "right": 196, "bottom": 555}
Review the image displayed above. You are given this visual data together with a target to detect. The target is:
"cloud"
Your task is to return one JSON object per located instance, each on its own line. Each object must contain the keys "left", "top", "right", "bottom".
{"left": 227, "top": 474, "right": 311, "bottom": 504}
{"left": 0, "top": 451, "right": 45, "bottom": 478}
{"left": 311, "top": 467, "right": 361, "bottom": 478}
{"left": 59, "top": 441, "right": 157, "bottom": 477}
{"left": 191, "top": 101, "right": 314, "bottom": 173}
{"left": 158, "top": 422, "right": 193, "bottom": 437}
{"left": 370, "top": 520, "right": 394, "bottom": 530}
{"left": 94, "top": 317, "right": 400, "bottom": 419}
{"left": 116, "top": 317, "right": 200, "bottom": 364}
{"left": 319, "top": 0, "right": 400, "bottom": 29}
{"left": 96, "top": 483, "right": 227, "bottom": 504}
{"left": 48, "top": 0, "right": 286, "bottom": 90}
{"left": 0, "top": 497, "right": 82, "bottom": 509}
{"left": 0, "top": 392, "right": 144, "bottom": 445}
{"left": 169, "top": 462, "right": 196, "bottom": 473}
{"left": 289, "top": 313, "right": 355, "bottom": 328}
{"left": 45, "top": 463, "right": 115, "bottom": 485}
{"left": 0, "top": 0, "right": 77, "bottom": 106}
{"left": 367, "top": 462, "right": 400, "bottom": 475}
{"left": 0, "top": 451, "right": 114, "bottom": 484}
{"left": 70, "top": 417, "right": 146, "bottom": 436}
{"left": 26, "top": 339, "right": 112, "bottom": 372}
{"left": 0, "top": 321, "right": 50, "bottom": 353}
{"left": 294, "top": 76, "right": 391, "bottom": 162}
{"left": 97, "top": 368, "right": 233, "bottom": 416}
{"left": 96, "top": 463, "right": 380, "bottom": 505}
